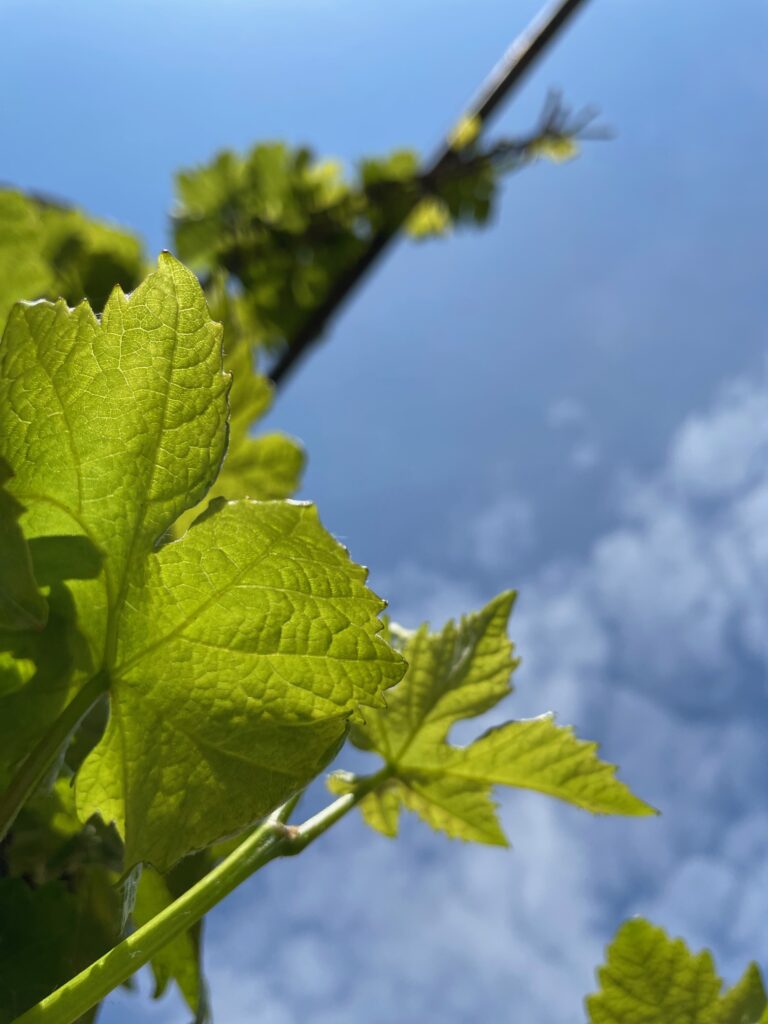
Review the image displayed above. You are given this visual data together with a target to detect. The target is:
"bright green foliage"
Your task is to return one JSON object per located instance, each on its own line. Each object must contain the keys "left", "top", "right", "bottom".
{"left": 76, "top": 497, "right": 403, "bottom": 870}
{"left": 448, "top": 114, "right": 483, "bottom": 151}
{"left": 0, "top": 187, "right": 145, "bottom": 330}
{"left": 330, "top": 593, "right": 653, "bottom": 843}
{"left": 0, "top": 253, "right": 403, "bottom": 870}
{"left": 587, "top": 918, "right": 768, "bottom": 1024}
{"left": 406, "top": 197, "right": 452, "bottom": 239}
{"left": 0, "top": 458, "right": 47, "bottom": 631}
{"left": 527, "top": 134, "right": 580, "bottom": 163}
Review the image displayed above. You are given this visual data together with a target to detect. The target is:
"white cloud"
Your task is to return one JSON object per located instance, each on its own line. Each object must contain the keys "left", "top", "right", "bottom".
{"left": 572, "top": 441, "right": 601, "bottom": 471}
{"left": 547, "top": 397, "right": 586, "bottom": 428}
{"left": 469, "top": 494, "right": 536, "bottom": 570}
{"left": 667, "top": 375, "right": 768, "bottom": 499}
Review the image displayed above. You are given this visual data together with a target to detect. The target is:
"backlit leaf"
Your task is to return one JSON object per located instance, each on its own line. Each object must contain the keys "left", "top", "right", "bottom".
{"left": 336, "top": 593, "right": 652, "bottom": 843}
{"left": 0, "top": 254, "right": 402, "bottom": 869}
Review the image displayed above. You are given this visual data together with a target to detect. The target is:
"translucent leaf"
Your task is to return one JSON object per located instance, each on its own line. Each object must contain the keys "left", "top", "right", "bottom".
{"left": 417, "top": 715, "right": 653, "bottom": 816}
{"left": 337, "top": 593, "right": 652, "bottom": 843}
{"left": 77, "top": 499, "right": 402, "bottom": 869}
{"left": 0, "top": 254, "right": 402, "bottom": 869}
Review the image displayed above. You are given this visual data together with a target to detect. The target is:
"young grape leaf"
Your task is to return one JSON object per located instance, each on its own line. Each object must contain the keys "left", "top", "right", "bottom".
{"left": 0, "top": 253, "right": 403, "bottom": 870}
{"left": 587, "top": 918, "right": 768, "bottom": 1024}
{"left": 0, "top": 457, "right": 47, "bottom": 631}
{"left": 331, "top": 592, "right": 653, "bottom": 843}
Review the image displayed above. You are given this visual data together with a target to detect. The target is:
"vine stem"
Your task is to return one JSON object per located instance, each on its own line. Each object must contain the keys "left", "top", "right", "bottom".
{"left": 0, "top": 670, "right": 109, "bottom": 844}
{"left": 267, "top": 0, "right": 591, "bottom": 388}
{"left": 11, "top": 767, "right": 392, "bottom": 1024}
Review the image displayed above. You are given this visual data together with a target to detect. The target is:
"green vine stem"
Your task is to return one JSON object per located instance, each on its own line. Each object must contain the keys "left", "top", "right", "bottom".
{"left": 0, "top": 670, "right": 109, "bottom": 844}
{"left": 11, "top": 766, "right": 393, "bottom": 1024}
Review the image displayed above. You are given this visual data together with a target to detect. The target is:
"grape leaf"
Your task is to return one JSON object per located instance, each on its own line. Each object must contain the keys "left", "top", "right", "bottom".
{"left": 173, "top": 342, "right": 305, "bottom": 538}
{"left": 587, "top": 918, "right": 768, "bottom": 1024}
{"left": 719, "top": 964, "right": 768, "bottom": 1024}
{"left": 0, "top": 191, "right": 52, "bottom": 330}
{"left": 172, "top": 141, "right": 506, "bottom": 354}
{"left": 0, "top": 253, "right": 403, "bottom": 869}
{"left": 0, "top": 877, "right": 117, "bottom": 1024}
{"left": 332, "top": 592, "right": 653, "bottom": 843}
{"left": 134, "top": 865, "right": 208, "bottom": 1020}
{"left": 0, "top": 781, "right": 121, "bottom": 1024}
{"left": 0, "top": 187, "right": 144, "bottom": 330}
{"left": 0, "top": 457, "right": 47, "bottom": 631}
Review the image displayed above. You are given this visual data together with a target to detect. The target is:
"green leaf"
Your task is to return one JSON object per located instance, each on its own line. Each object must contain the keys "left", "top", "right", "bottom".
{"left": 173, "top": 342, "right": 305, "bottom": 538}
{"left": 216, "top": 345, "right": 304, "bottom": 500}
{"left": 448, "top": 114, "right": 482, "bottom": 151}
{"left": 0, "top": 877, "right": 118, "bottom": 1024}
{"left": 417, "top": 715, "right": 655, "bottom": 816}
{"left": 77, "top": 497, "right": 402, "bottom": 870}
{"left": 0, "top": 191, "right": 52, "bottom": 330}
{"left": 528, "top": 134, "right": 580, "bottom": 164}
{"left": 0, "top": 777, "right": 122, "bottom": 1023}
{"left": 720, "top": 963, "right": 768, "bottom": 1024}
{"left": 337, "top": 592, "right": 653, "bottom": 843}
{"left": 0, "top": 187, "right": 145, "bottom": 331}
{"left": 587, "top": 918, "right": 768, "bottom": 1024}
{"left": 0, "top": 254, "right": 403, "bottom": 869}
{"left": 0, "top": 457, "right": 47, "bottom": 631}
{"left": 406, "top": 197, "right": 452, "bottom": 239}
{"left": 134, "top": 866, "right": 207, "bottom": 1018}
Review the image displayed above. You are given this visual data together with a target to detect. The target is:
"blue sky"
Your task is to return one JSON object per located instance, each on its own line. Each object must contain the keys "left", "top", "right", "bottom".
{"left": 3, "top": 0, "right": 767, "bottom": 1020}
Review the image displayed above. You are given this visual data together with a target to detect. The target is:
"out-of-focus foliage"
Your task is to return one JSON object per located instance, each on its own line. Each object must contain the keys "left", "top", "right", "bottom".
{"left": 171, "top": 142, "right": 505, "bottom": 352}
{"left": 0, "top": 779, "right": 122, "bottom": 1024}
{"left": 171, "top": 97, "right": 593, "bottom": 360}
{"left": 587, "top": 918, "right": 768, "bottom": 1023}
{"left": 0, "top": 188, "right": 145, "bottom": 329}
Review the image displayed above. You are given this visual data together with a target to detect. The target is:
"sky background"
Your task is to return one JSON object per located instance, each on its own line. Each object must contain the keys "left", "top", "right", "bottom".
{"left": 2, "top": 0, "right": 767, "bottom": 1020}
